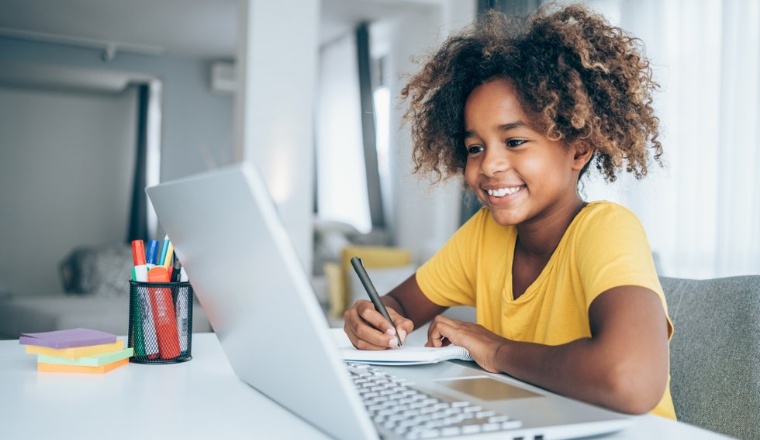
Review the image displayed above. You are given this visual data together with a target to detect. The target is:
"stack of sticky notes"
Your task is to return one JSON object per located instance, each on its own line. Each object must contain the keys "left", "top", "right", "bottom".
{"left": 20, "top": 328, "right": 133, "bottom": 374}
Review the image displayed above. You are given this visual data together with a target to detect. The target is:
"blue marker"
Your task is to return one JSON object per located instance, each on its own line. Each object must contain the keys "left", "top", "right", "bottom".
{"left": 146, "top": 240, "right": 160, "bottom": 265}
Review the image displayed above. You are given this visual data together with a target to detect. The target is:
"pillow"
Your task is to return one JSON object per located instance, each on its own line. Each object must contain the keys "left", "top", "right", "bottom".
{"left": 347, "top": 264, "right": 416, "bottom": 308}
{"left": 58, "top": 244, "right": 133, "bottom": 297}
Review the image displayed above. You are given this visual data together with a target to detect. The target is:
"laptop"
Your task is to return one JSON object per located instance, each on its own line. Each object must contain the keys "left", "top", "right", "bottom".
{"left": 146, "top": 162, "right": 633, "bottom": 440}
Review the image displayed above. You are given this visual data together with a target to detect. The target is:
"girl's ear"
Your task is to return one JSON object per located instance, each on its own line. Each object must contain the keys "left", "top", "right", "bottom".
{"left": 571, "top": 142, "right": 593, "bottom": 171}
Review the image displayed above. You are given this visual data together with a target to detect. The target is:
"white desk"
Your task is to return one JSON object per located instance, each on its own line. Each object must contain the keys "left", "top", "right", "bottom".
{"left": 0, "top": 333, "right": 730, "bottom": 439}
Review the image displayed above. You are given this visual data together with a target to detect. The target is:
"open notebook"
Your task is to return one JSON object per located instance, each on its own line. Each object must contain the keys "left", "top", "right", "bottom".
{"left": 331, "top": 328, "right": 473, "bottom": 365}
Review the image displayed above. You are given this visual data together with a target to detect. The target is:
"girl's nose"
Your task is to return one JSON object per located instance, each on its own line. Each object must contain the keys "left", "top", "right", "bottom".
{"left": 481, "top": 148, "right": 509, "bottom": 177}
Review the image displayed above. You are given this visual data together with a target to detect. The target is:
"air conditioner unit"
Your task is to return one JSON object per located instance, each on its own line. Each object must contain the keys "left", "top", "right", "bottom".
{"left": 211, "top": 61, "right": 236, "bottom": 93}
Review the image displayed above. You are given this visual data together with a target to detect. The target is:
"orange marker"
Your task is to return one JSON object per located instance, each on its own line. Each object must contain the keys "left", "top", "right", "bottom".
{"left": 147, "top": 266, "right": 181, "bottom": 359}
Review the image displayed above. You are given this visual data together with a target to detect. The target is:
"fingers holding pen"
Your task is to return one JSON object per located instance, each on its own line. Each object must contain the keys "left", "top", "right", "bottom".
{"left": 357, "top": 299, "right": 401, "bottom": 347}
{"left": 344, "top": 300, "right": 412, "bottom": 350}
{"left": 343, "top": 301, "right": 382, "bottom": 349}
{"left": 348, "top": 256, "right": 413, "bottom": 348}
{"left": 391, "top": 313, "right": 411, "bottom": 346}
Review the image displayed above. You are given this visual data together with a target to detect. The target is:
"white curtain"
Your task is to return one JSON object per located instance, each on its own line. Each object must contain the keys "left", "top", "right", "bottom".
{"left": 315, "top": 33, "right": 372, "bottom": 233}
{"left": 580, "top": 0, "right": 760, "bottom": 278}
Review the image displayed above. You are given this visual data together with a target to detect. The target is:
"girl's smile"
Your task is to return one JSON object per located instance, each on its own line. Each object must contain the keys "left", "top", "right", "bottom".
{"left": 482, "top": 183, "right": 526, "bottom": 207}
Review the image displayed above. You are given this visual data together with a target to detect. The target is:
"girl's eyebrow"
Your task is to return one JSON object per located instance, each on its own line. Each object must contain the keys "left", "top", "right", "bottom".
{"left": 464, "top": 120, "right": 528, "bottom": 139}
{"left": 498, "top": 121, "right": 528, "bottom": 131}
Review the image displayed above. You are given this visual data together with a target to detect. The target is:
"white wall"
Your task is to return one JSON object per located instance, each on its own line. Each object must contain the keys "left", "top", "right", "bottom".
{"left": 0, "top": 0, "right": 476, "bottom": 299}
{"left": 236, "top": 0, "right": 321, "bottom": 273}
{"left": 252, "top": 0, "right": 476, "bottom": 269}
{"left": 0, "top": 85, "right": 136, "bottom": 297}
{"left": 0, "top": 37, "right": 236, "bottom": 185}
{"left": 0, "top": 36, "right": 235, "bottom": 297}
{"left": 387, "top": 0, "right": 476, "bottom": 263}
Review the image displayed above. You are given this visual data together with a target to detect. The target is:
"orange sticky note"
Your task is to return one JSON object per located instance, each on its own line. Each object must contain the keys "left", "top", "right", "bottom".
{"left": 37, "top": 358, "right": 129, "bottom": 374}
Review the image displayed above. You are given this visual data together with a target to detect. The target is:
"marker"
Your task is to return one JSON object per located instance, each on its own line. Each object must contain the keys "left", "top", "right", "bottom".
{"left": 175, "top": 294, "right": 189, "bottom": 354}
{"left": 350, "top": 256, "right": 402, "bottom": 347}
{"left": 148, "top": 266, "right": 181, "bottom": 359}
{"left": 159, "top": 235, "right": 171, "bottom": 267}
{"left": 172, "top": 259, "right": 182, "bottom": 282}
{"left": 130, "top": 294, "right": 146, "bottom": 358}
{"left": 131, "top": 265, "right": 149, "bottom": 281}
{"left": 146, "top": 240, "right": 160, "bottom": 265}
{"left": 163, "top": 241, "right": 174, "bottom": 269}
{"left": 130, "top": 240, "right": 159, "bottom": 359}
{"left": 175, "top": 270, "right": 190, "bottom": 354}
{"left": 131, "top": 240, "right": 146, "bottom": 266}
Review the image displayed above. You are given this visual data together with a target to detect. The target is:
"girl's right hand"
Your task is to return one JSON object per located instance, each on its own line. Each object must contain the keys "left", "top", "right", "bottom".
{"left": 343, "top": 299, "right": 413, "bottom": 350}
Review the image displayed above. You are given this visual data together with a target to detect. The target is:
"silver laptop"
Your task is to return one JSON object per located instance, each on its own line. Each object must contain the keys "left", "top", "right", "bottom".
{"left": 146, "top": 162, "right": 633, "bottom": 440}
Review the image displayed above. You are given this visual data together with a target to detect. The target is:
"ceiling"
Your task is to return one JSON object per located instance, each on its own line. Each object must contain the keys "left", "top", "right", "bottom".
{"left": 0, "top": 0, "right": 425, "bottom": 60}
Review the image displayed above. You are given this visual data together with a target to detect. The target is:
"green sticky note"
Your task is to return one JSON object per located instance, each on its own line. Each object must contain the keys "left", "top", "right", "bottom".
{"left": 38, "top": 348, "right": 134, "bottom": 367}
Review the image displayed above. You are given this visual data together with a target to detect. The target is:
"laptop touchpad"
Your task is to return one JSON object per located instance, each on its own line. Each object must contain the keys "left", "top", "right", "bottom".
{"left": 441, "top": 377, "right": 541, "bottom": 401}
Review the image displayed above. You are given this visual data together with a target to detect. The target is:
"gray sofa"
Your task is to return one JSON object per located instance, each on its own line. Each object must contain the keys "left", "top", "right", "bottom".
{"left": 661, "top": 275, "right": 760, "bottom": 440}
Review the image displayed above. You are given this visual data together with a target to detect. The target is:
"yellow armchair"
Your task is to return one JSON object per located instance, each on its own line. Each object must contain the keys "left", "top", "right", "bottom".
{"left": 325, "top": 245, "right": 413, "bottom": 318}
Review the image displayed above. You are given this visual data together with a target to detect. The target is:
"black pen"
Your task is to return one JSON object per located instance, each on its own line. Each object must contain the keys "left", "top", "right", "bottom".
{"left": 172, "top": 258, "right": 182, "bottom": 282}
{"left": 350, "top": 256, "right": 402, "bottom": 347}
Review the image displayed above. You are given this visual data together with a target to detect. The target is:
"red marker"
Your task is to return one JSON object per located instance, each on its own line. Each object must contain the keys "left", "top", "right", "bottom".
{"left": 147, "top": 266, "right": 181, "bottom": 359}
{"left": 131, "top": 240, "right": 147, "bottom": 266}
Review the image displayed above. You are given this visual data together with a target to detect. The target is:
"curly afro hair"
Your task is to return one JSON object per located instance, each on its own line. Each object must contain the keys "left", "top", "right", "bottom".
{"left": 400, "top": 3, "right": 662, "bottom": 183}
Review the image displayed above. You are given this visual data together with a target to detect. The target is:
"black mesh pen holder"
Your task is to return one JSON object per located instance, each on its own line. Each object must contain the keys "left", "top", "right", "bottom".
{"left": 128, "top": 280, "right": 193, "bottom": 364}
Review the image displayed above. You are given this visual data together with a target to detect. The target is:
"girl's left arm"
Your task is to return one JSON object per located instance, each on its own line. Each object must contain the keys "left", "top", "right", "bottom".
{"left": 426, "top": 285, "right": 669, "bottom": 415}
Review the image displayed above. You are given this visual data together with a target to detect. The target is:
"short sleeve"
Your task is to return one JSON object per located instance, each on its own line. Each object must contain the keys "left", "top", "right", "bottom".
{"left": 574, "top": 203, "right": 672, "bottom": 336}
{"left": 416, "top": 209, "right": 489, "bottom": 307}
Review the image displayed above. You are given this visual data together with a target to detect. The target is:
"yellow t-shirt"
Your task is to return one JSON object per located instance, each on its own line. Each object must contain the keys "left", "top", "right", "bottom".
{"left": 416, "top": 201, "right": 676, "bottom": 419}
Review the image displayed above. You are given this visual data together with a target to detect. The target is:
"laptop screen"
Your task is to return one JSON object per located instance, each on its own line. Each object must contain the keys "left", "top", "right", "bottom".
{"left": 147, "top": 163, "right": 377, "bottom": 440}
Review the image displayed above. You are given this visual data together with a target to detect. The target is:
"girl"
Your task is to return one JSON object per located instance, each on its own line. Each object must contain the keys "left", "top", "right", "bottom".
{"left": 343, "top": 4, "right": 675, "bottom": 419}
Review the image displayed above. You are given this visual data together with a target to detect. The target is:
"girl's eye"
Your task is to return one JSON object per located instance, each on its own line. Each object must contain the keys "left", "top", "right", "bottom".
{"left": 466, "top": 144, "right": 484, "bottom": 155}
{"left": 507, "top": 139, "right": 526, "bottom": 148}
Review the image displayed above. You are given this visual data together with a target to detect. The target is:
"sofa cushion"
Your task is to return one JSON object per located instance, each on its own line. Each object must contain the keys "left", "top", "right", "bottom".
{"left": 661, "top": 275, "right": 760, "bottom": 439}
{"left": 0, "top": 295, "right": 211, "bottom": 340}
{"left": 58, "top": 244, "right": 133, "bottom": 297}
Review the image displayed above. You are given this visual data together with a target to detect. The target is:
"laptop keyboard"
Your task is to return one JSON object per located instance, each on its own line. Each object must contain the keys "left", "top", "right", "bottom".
{"left": 346, "top": 362, "right": 523, "bottom": 439}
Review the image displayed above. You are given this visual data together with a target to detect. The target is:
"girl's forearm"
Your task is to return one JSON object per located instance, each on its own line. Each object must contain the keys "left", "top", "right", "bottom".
{"left": 494, "top": 338, "right": 665, "bottom": 414}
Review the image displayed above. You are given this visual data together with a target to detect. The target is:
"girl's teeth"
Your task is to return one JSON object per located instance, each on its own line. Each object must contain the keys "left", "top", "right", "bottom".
{"left": 487, "top": 187, "right": 520, "bottom": 197}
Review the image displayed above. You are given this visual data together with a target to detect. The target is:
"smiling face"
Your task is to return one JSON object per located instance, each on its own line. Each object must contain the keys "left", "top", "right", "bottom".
{"left": 463, "top": 78, "right": 590, "bottom": 228}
